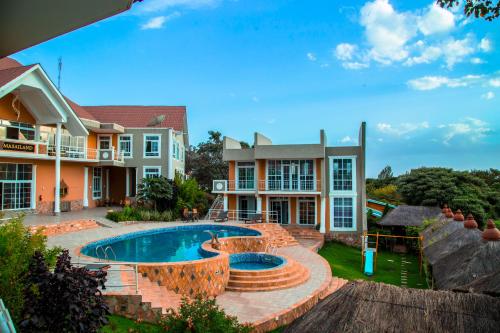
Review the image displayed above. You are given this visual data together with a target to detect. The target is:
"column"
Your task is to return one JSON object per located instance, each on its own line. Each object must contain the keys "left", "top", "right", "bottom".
{"left": 135, "top": 167, "right": 139, "bottom": 195}
{"left": 54, "top": 122, "right": 61, "bottom": 215}
{"left": 256, "top": 196, "right": 262, "bottom": 213}
{"left": 167, "top": 128, "right": 174, "bottom": 180}
{"left": 31, "top": 165, "right": 37, "bottom": 210}
{"left": 223, "top": 194, "right": 228, "bottom": 211}
{"left": 125, "top": 167, "right": 130, "bottom": 197}
{"left": 105, "top": 169, "right": 110, "bottom": 200}
{"left": 320, "top": 197, "right": 326, "bottom": 234}
{"left": 83, "top": 167, "right": 89, "bottom": 208}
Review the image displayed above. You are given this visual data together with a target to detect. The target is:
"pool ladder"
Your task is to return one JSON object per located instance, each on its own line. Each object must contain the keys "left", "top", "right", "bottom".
{"left": 95, "top": 245, "right": 117, "bottom": 261}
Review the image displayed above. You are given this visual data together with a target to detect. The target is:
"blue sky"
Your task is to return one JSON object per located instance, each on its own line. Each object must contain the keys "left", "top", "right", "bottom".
{"left": 12, "top": 0, "right": 499, "bottom": 177}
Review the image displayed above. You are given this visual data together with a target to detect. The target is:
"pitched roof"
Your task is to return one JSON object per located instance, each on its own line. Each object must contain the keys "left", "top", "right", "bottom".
{"left": 81, "top": 105, "right": 187, "bottom": 131}
{"left": 284, "top": 281, "right": 500, "bottom": 333}
{"left": 0, "top": 57, "right": 36, "bottom": 87}
{"left": 379, "top": 205, "right": 441, "bottom": 227}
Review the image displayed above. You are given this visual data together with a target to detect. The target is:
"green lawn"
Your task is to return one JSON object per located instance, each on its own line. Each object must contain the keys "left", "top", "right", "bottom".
{"left": 100, "top": 315, "right": 163, "bottom": 333}
{"left": 319, "top": 241, "right": 428, "bottom": 289}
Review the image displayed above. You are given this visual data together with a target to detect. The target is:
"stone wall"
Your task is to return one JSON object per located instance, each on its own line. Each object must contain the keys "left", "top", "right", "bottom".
{"left": 36, "top": 199, "right": 84, "bottom": 214}
{"left": 326, "top": 232, "right": 362, "bottom": 247}
{"left": 104, "top": 293, "right": 162, "bottom": 323}
{"left": 216, "top": 236, "right": 268, "bottom": 254}
{"left": 29, "top": 219, "right": 99, "bottom": 236}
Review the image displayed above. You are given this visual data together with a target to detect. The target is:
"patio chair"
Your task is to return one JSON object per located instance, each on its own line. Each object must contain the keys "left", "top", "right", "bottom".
{"left": 182, "top": 208, "right": 190, "bottom": 222}
{"left": 192, "top": 208, "right": 199, "bottom": 221}
{"left": 214, "top": 210, "right": 228, "bottom": 222}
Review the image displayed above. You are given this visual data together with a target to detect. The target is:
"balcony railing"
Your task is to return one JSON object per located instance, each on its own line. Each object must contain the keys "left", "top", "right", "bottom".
{"left": 258, "top": 179, "right": 321, "bottom": 192}
{"left": 212, "top": 180, "right": 256, "bottom": 192}
{"left": 207, "top": 209, "right": 279, "bottom": 223}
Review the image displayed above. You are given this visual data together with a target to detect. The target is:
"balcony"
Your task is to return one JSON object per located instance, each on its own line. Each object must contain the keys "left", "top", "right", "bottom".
{"left": 258, "top": 179, "right": 321, "bottom": 192}
{"left": 212, "top": 180, "right": 256, "bottom": 193}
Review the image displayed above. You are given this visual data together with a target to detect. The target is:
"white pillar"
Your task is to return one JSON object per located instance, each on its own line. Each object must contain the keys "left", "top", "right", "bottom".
{"left": 125, "top": 167, "right": 130, "bottom": 197}
{"left": 135, "top": 167, "right": 139, "bottom": 195}
{"left": 105, "top": 168, "right": 110, "bottom": 200}
{"left": 31, "top": 165, "right": 37, "bottom": 210}
{"left": 256, "top": 196, "right": 262, "bottom": 213}
{"left": 223, "top": 195, "right": 228, "bottom": 211}
{"left": 54, "top": 122, "right": 61, "bottom": 215}
{"left": 167, "top": 128, "right": 174, "bottom": 180}
{"left": 83, "top": 167, "right": 89, "bottom": 208}
{"left": 320, "top": 197, "right": 326, "bottom": 234}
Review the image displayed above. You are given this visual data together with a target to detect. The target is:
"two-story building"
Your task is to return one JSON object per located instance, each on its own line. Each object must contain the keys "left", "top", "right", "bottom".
{"left": 213, "top": 124, "right": 366, "bottom": 237}
{"left": 0, "top": 57, "right": 187, "bottom": 214}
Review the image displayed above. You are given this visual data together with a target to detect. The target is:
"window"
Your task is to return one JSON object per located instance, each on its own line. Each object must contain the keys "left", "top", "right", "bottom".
{"left": 144, "top": 166, "right": 161, "bottom": 179}
{"left": 0, "top": 163, "right": 33, "bottom": 210}
{"left": 92, "top": 168, "right": 102, "bottom": 199}
{"left": 298, "top": 197, "right": 315, "bottom": 225}
{"left": 331, "top": 157, "right": 356, "bottom": 193}
{"left": 118, "top": 135, "right": 133, "bottom": 158}
{"left": 0, "top": 120, "right": 35, "bottom": 141}
{"left": 267, "top": 160, "right": 315, "bottom": 191}
{"left": 332, "top": 197, "right": 355, "bottom": 230}
{"left": 144, "top": 134, "right": 161, "bottom": 158}
{"left": 237, "top": 162, "right": 255, "bottom": 189}
{"left": 98, "top": 135, "right": 111, "bottom": 150}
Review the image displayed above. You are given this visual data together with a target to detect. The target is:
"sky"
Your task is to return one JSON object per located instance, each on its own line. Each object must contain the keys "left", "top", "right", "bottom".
{"left": 12, "top": 0, "right": 500, "bottom": 177}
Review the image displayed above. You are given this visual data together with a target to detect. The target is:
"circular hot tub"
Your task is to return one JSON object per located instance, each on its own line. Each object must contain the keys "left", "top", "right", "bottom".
{"left": 229, "top": 252, "right": 286, "bottom": 270}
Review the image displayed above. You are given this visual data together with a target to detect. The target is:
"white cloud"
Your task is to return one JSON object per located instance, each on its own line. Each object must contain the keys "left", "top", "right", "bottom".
{"left": 139, "top": 0, "right": 219, "bottom": 12}
{"left": 479, "top": 37, "right": 492, "bottom": 52}
{"left": 404, "top": 43, "right": 441, "bottom": 66}
{"left": 418, "top": 4, "right": 455, "bottom": 36}
{"left": 490, "top": 78, "right": 500, "bottom": 87}
{"left": 481, "top": 91, "right": 495, "bottom": 100}
{"left": 335, "top": 43, "right": 357, "bottom": 61}
{"left": 376, "top": 121, "right": 429, "bottom": 136}
{"left": 441, "top": 117, "right": 490, "bottom": 144}
{"left": 307, "top": 52, "right": 317, "bottom": 61}
{"left": 342, "top": 61, "right": 369, "bottom": 70}
{"left": 441, "top": 34, "right": 476, "bottom": 69}
{"left": 407, "top": 74, "right": 483, "bottom": 90}
{"left": 340, "top": 136, "right": 356, "bottom": 144}
{"left": 470, "top": 57, "right": 484, "bottom": 64}
{"left": 141, "top": 12, "right": 180, "bottom": 29}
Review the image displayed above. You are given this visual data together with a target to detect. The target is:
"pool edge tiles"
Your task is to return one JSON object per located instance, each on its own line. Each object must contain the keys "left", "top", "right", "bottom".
{"left": 229, "top": 252, "right": 287, "bottom": 271}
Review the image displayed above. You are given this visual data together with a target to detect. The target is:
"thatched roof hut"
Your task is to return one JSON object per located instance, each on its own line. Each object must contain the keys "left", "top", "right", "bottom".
{"left": 423, "top": 227, "right": 482, "bottom": 265}
{"left": 378, "top": 205, "right": 441, "bottom": 227}
{"left": 421, "top": 216, "right": 462, "bottom": 247}
{"left": 433, "top": 240, "right": 500, "bottom": 290}
{"left": 283, "top": 281, "right": 500, "bottom": 333}
{"left": 457, "top": 269, "right": 500, "bottom": 296}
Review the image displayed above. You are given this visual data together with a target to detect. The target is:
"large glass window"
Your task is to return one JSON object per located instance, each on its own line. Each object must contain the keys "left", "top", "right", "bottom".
{"left": 144, "top": 134, "right": 161, "bottom": 157}
{"left": 98, "top": 136, "right": 111, "bottom": 150}
{"left": 298, "top": 197, "right": 315, "bottom": 225}
{"left": 332, "top": 158, "right": 354, "bottom": 192}
{"left": 237, "top": 162, "right": 255, "bottom": 189}
{"left": 332, "top": 197, "right": 354, "bottom": 229}
{"left": 0, "top": 120, "right": 35, "bottom": 141}
{"left": 0, "top": 163, "right": 33, "bottom": 210}
{"left": 267, "top": 160, "right": 315, "bottom": 191}
{"left": 92, "top": 168, "right": 102, "bottom": 199}
{"left": 144, "top": 166, "right": 161, "bottom": 179}
{"left": 118, "top": 135, "right": 133, "bottom": 158}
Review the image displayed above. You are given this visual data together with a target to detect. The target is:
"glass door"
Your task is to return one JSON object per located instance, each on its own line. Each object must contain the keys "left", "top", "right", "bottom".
{"left": 269, "top": 198, "right": 289, "bottom": 224}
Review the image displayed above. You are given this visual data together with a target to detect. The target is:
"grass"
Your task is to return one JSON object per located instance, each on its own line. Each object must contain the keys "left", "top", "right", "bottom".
{"left": 319, "top": 241, "right": 428, "bottom": 289}
{"left": 100, "top": 315, "right": 162, "bottom": 333}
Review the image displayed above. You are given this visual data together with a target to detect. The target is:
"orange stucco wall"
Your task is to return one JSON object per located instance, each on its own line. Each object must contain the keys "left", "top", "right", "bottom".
{"left": 325, "top": 197, "right": 331, "bottom": 233}
{"left": 228, "top": 161, "right": 235, "bottom": 181}
{"left": 227, "top": 194, "right": 236, "bottom": 211}
{"left": 316, "top": 158, "right": 322, "bottom": 191}
{"left": 87, "top": 132, "right": 97, "bottom": 149}
{"left": 0, "top": 94, "right": 36, "bottom": 124}
{"left": 290, "top": 197, "right": 297, "bottom": 225}
{"left": 316, "top": 196, "right": 321, "bottom": 225}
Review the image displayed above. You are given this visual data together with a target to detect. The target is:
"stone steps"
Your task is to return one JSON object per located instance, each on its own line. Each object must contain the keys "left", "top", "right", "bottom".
{"left": 247, "top": 224, "right": 300, "bottom": 248}
{"left": 283, "top": 226, "right": 324, "bottom": 240}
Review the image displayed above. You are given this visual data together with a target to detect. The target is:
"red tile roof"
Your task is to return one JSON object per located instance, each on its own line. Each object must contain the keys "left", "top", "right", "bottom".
{"left": 82, "top": 105, "right": 187, "bottom": 131}
{"left": 0, "top": 58, "right": 187, "bottom": 132}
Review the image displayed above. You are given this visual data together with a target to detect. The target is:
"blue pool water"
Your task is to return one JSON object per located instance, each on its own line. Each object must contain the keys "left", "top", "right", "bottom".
{"left": 80, "top": 225, "right": 261, "bottom": 263}
{"left": 229, "top": 252, "right": 286, "bottom": 270}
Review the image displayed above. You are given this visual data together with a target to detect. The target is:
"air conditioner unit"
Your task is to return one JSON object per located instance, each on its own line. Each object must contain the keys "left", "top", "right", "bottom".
{"left": 213, "top": 180, "right": 227, "bottom": 192}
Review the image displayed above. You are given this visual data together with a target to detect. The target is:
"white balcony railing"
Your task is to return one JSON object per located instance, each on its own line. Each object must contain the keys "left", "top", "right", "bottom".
{"left": 259, "top": 179, "right": 321, "bottom": 192}
{"left": 207, "top": 209, "right": 279, "bottom": 223}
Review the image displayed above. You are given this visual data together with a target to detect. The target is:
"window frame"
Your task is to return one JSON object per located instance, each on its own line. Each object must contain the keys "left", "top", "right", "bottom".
{"left": 92, "top": 167, "right": 102, "bottom": 200}
{"left": 296, "top": 196, "right": 316, "bottom": 225}
{"left": 143, "top": 133, "right": 161, "bottom": 158}
{"left": 143, "top": 166, "right": 161, "bottom": 179}
{"left": 330, "top": 195, "right": 357, "bottom": 231}
{"left": 329, "top": 156, "right": 357, "bottom": 196}
{"left": 118, "top": 134, "right": 133, "bottom": 158}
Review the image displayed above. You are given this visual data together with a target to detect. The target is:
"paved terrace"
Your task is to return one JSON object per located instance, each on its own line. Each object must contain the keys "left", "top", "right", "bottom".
{"left": 43, "top": 217, "right": 336, "bottom": 330}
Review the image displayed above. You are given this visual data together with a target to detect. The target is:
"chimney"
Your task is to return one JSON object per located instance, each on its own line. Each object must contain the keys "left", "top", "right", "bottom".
{"left": 445, "top": 208, "right": 454, "bottom": 219}
{"left": 464, "top": 214, "right": 478, "bottom": 229}
{"left": 441, "top": 204, "right": 448, "bottom": 214}
{"left": 453, "top": 209, "right": 464, "bottom": 222}
{"left": 482, "top": 219, "right": 500, "bottom": 241}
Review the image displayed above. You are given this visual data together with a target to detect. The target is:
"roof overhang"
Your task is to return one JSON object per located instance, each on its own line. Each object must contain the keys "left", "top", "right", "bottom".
{"left": 0, "top": 65, "right": 88, "bottom": 136}
{"left": 81, "top": 119, "right": 125, "bottom": 134}
{"left": 0, "top": 0, "right": 135, "bottom": 57}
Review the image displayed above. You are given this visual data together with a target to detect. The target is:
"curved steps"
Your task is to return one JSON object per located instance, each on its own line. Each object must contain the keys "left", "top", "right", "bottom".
{"left": 247, "top": 223, "right": 300, "bottom": 247}
{"left": 226, "top": 259, "right": 309, "bottom": 292}
{"left": 283, "top": 226, "right": 324, "bottom": 240}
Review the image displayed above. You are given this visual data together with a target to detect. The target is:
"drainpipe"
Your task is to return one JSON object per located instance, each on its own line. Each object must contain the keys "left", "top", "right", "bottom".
{"left": 320, "top": 197, "right": 326, "bottom": 234}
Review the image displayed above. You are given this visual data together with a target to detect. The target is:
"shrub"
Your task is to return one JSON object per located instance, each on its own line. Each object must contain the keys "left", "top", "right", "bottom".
{"left": 137, "top": 176, "right": 174, "bottom": 211}
{"left": 175, "top": 177, "right": 208, "bottom": 215}
{"left": 0, "top": 217, "right": 60, "bottom": 324}
{"left": 159, "top": 296, "right": 251, "bottom": 333}
{"left": 106, "top": 207, "right": 175, "bottom": 222}
{"left": 20, "top": 250, "right": 109, "bottom": 333}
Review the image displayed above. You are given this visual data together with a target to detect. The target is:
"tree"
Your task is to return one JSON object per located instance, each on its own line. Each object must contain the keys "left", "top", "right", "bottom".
{"left": 437, "top": 0, "right": 500, "bottom": 21}
{"left": 137, "top": 176, "right": 174, "bottom": 211}
{"left": 20, "top": 250, "right": 109, "bottom": 333}
{"left": 186, "top": 131, "right": 228, "bottom": 190}
{"left": 175, "top": 176, "right": 208, "bottom": 214}
{"left": 377, "top": 165, "right": 393, "bottom": 180}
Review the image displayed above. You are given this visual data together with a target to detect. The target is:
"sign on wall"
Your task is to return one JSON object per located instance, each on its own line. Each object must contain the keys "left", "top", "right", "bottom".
{"left": 0, "top": 141, "right": 35, "bottom": 152}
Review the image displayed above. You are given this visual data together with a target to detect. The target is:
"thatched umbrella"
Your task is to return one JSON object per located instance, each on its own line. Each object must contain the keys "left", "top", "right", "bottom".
{"left": 284, "top": 281, "right": 500, "bottom": 333}
{"left": 423, "top": 226, "right": 482, "bottom": 265}
{"left": 378, "top": 205, "right": 441, "bottom": 227}
{"left": 421, "top": 215, "right": 462, "bottom": 248}
{"left": 457, "top": 269, "right": 500, "bottom": 296}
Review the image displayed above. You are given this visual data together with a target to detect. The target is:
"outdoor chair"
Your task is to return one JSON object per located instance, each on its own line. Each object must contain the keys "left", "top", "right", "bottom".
{"left": 192, "top": 208, "right": 199, "bottom": 221}
{"left": 182, "top": 208, "right": 191, "bottom": 222}
{"left": 214, "top": 210, "right": 228, "bottom": 222}
{"left": 244, "top": 213, "right": 263, "bottom": 224}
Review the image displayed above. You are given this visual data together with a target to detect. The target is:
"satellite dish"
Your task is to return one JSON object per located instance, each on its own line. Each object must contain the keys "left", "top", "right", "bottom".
{"left": 147, "top": 115, "right": 166, "bottom": 127}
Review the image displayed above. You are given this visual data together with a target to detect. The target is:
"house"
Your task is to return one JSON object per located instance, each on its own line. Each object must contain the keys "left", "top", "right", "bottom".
{"left": 212, "top": 123, "right": 367, "bottom": 239}
{"left": 0, "top": 57, "right": 188, "bottom": 214}
{"left": 283, "top": 281, "right": 500, "bottom": 333}
{"left": 378, "top": 205, "right": 441, "bottom": 228}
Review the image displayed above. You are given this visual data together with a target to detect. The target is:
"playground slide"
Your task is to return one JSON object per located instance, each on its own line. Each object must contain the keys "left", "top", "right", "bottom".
{"left": 364, "top": 249, "right": 375, "bottom": 276}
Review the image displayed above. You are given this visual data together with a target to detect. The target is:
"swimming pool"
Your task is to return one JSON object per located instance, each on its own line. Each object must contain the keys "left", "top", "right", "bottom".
{"left": 230, "top": 253, "right": 286, "bottom": 270}
{"left": 80, "top": 225, "right": 261, "bottom": 263}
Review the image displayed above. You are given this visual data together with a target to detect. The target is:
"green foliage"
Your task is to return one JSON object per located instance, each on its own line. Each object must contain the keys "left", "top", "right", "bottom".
{"left": 437, "top": 0, "right": 500, "bottom": 21}
{"left": 100, "top": 315, "right": 163, "bottom": 333}
{"left": 186, "top": 131, "right": 228, "bottom": 191}
{"left": 20, "top": 250, "right": 109, "bottom": 333}
{"left": 159, "top": 296, "right": 251, "bottom": 333}
{"left": 106, "top": 207, "right": 175, "bottom": 222}
{"left": 377, "top": 165, "right": 393, "bottom": 180}
{"left": 371, "top": 184, "right": 402, "bottom": 205}
{"left": 137, "top": 176, "right": 174, "bottom": 211}
{"left": 175, "top": 176, "right": 208, "bottom": 214}
{"left": 0, "top": 217, "right": 60, "bottom": 324}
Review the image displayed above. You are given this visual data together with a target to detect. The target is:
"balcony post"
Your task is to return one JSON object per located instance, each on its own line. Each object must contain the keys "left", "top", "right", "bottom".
{"left": 256, "top": 196, "right": 262, "bottom": 213}
{"left": 125, "top": 167, "right": 130, "bottom": 197}
{"left": 54, "top": 122, "right": 62, "bottom": 215}
{"left": 223, "top": 194, "right": 228, "bottom": 211}
{"left": 83, "top": 167, "right": 89, "bottom": 208}
{"left": 320, "top": 197, "right": 326, "bottom": 234}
